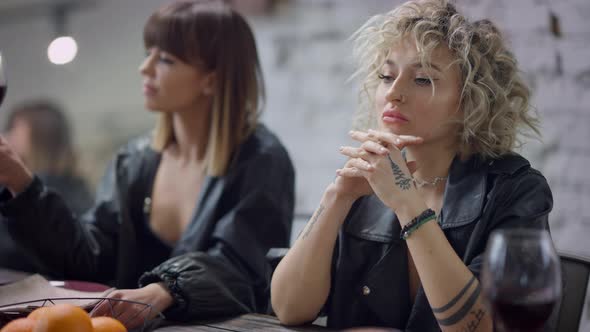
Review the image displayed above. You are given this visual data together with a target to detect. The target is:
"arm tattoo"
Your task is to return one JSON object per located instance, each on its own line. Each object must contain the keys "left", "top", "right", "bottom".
{"left": 300, "top": 205, "right": 325, "bottom": 239}
{"left": 460, "top": 309, "right": 486, "bottom": 332}
{"left": 432, "top": 276, "right": 477, "bottom": 313}
{"left": 387, "top": 155, "right": 412, "bottom": 190}
{"left": 434, "top": 276, "right": 483, "bottom": 327}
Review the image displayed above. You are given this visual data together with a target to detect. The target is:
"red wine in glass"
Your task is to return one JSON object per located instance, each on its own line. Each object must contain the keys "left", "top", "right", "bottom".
{"left": 489, "top": 292, "right": 557, "bottom": 331}
{"left": 0, "top": 51, "right": 5, "bottom": 107}
{"left": 482, "top": 229, "right": 561, "bottom": 332}
{"left": 0, "top": 85, "right": 6, "bottom": 107}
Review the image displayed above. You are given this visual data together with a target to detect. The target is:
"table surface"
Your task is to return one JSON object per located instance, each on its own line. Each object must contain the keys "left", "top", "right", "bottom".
{"left": 0, "top": 268, "right": 401, "bottom": 332}
{"left": 155, "top": 314, "right": 331, "bottom": 331}
{"left": 155, "top": 314, "right": 401, "bottom": 331}
{"left": 0, "top": 268, "right": 29, "bottom": 285}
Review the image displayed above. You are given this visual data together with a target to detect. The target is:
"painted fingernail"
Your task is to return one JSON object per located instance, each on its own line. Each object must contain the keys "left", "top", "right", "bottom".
{"left": 380, "top": 147, "right": 387, "bottom": 153}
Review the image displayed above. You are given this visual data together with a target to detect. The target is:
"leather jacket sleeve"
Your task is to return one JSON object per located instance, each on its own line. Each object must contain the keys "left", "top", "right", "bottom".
{"left": 139, "top": 141, "right": 295, "bottom": 321}
{"left": 139, "top": 247, "right": 256, "bottom": 320}
{"left": 0, "top": 156, "right": 123, "bottom": 282}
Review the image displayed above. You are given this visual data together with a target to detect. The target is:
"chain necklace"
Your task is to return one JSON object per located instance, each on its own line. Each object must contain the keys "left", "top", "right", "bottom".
{"left": 413, "top": 176, "right": 447, "bottom": 188}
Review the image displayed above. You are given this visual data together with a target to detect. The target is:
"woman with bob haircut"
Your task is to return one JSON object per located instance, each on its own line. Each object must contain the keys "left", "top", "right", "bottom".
{"left": 0, "top": 0, "right": 294, "bottom": 327}
{"left": 271, "top": 0, "right": 552, "bottom": 331}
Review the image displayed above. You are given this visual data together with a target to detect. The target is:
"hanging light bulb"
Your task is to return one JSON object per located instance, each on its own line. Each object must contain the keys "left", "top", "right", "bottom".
{"left": 47, "top": 4, "right": 78, "bottom": 65}
{"left": 48, "top": 36, "right": 78, "bottom": 65}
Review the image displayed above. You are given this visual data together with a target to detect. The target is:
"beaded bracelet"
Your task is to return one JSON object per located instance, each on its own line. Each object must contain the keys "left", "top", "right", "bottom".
{"left": 400, "top": 208, "right": 437, "bottom": 240}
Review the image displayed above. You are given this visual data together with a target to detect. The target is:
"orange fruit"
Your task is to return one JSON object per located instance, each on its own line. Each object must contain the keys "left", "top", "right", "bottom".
{"left": 27, "top": 307, "right": 50, "bottom": 321}
{"left": 91, "top": 316, "right": 127, "bottom": 332}
{"left": 32, "top": 304, "right": 92, "bottom": 332}
{"left": 0, "top": 318, "right": 35, "bottom": 332}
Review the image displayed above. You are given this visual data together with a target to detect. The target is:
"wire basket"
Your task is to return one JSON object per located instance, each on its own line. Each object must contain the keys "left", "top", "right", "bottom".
{"left": 0, "top": 297, "right": 165, "bottom": 331}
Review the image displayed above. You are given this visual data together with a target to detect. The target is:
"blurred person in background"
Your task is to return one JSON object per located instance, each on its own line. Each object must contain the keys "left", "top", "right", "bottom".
{"left": 0, "top": 99, "right": 93, "bottom": 273}
{"left": 271, "top": 0, "right": 553, "bottom": 331}
{"left": 0, "top": 0, "right": 294, "bottom": 328}
{"left": 3, "top": 100, "right": 93, "bottom": 214}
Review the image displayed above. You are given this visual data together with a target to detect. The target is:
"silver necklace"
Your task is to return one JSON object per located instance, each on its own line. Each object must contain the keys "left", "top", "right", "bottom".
{"left": 413, "top": 176, "right": 447, "bottom": 188}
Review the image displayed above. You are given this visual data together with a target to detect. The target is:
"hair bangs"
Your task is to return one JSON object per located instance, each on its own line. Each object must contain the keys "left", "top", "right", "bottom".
{"left": 143, "top": 1, "right": 216, "bottom": 66}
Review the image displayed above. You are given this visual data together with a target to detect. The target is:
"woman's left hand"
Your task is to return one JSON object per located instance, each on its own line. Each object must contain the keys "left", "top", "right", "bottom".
{"left": 91, "top": 283, "right": 173, "bottom": 329}
{"left": 339, "top": 129, "right": 426, "bottom": 221}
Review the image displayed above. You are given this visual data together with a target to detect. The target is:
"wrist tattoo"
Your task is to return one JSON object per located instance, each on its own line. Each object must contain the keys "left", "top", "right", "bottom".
{"left": 388, "top": 155, "right": 412, "bottom": 190}
{"left": 301, "top": 205, "right": 325, "bottom": 239}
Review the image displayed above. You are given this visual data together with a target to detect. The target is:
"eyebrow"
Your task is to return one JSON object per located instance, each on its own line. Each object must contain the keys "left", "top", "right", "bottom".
{"left": 384, "top": 59, "right": 443, "bottom": 73}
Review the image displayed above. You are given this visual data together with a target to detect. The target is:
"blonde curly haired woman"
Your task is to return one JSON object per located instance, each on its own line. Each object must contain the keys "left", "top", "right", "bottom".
{"left": 271, "top": 0, "right": 553, "bottom": 331}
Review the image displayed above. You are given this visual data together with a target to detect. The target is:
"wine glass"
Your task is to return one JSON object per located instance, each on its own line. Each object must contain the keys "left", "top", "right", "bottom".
{"left": 482, "top": 229, "right": 562, "bottom": 332}
{"left": 0, "top": 52, "right": 6, "bottom": 107}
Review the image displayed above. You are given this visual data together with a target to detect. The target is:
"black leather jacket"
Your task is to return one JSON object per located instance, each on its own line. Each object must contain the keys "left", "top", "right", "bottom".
{"left": 0, "top": 124, "right": 295, "bottom": 321}
{"left": 324, "top": 153, "right": 553, "bottom": 331}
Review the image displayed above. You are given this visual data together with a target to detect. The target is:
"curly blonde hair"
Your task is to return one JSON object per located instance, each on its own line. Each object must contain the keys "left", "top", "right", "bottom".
{"left": 351, "top": 0, "right": 540, "bottom": 158}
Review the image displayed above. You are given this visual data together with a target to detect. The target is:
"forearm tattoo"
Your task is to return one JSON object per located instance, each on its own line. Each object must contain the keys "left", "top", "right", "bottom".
{"left": 300, "top": 205, "right": 325, "bottom": 239}
{"left": 432, "top": 276, "right": 477, "bottom": 314}
{"left": 387, "top": 155, "right": 412, "bottom": 190}
{"left": 460, "top": 309, "right": 486, "bottom": 332}
{"left": 433, "top": 276, "right": 486, "bottom": 330}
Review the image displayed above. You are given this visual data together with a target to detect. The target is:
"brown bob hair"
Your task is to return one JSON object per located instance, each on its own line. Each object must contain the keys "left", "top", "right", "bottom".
{"left": 144, "top": 0, "right": 265, "bottom": 176}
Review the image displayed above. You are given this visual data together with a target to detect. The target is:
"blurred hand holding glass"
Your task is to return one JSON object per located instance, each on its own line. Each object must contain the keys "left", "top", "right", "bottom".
{"left": 482, "top": 229, "right": 561, "bottom": 332}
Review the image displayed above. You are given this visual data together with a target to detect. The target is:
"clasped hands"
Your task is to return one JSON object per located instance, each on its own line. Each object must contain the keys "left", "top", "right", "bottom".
{"left": 337, "top": 129, "right": 427, "bottom": 222}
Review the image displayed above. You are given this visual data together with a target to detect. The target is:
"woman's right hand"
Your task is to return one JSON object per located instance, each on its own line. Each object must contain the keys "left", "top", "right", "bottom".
{"left": 327, "top": 130, "right": 385, "bottom": 201}
{"left": 0, "top": 135, "right": 33, "bottom": 196}
{"left": 329, "top": 158, "right": 374, "bottom": 200}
